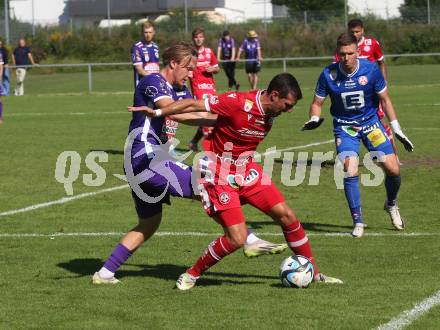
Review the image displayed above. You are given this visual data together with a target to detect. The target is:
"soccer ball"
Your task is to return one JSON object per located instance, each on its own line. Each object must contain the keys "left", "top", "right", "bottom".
{"left": 279, "top": 255, "right": 315, "bottom": 288}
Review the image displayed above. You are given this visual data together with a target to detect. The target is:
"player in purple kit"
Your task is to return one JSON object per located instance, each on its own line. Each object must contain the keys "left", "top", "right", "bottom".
{"left": 131, "top": 21, "right": 160, "bottom": 87}
{"left": 217, "top": 30, "right": 239, "bottom": 91}
{"left": 236, "top": 30, "right": 262, "bottom": 90}
{"left": 92, "top": 43, "right": 285, "bottom": 284}
{"left": 93, "top": 42, "right": 200, "bottom": 284}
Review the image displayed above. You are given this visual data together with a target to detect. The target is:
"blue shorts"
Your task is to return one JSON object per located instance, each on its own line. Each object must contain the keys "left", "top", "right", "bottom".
{"left": 333, "top": 116, "right": 395, "bottom": 157}
{"left": 127, "top": 150, "right": 193, "bottom": 218}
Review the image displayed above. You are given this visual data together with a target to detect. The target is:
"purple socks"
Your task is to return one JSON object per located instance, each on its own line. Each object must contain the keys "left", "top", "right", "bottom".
{"left": 103, "top": 243, "right": 132, "bottom": 273}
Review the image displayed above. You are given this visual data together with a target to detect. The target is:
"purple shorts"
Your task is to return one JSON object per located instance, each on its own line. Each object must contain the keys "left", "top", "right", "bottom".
{"left": 128, "top": 152, "right": 193, "bottom": 218}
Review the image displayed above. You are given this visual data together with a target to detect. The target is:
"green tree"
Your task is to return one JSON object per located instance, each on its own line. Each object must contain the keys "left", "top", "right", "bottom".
{"left": 271, "top": 0, "right": 345, "bottom": 22}
{"left": 399, "top": 0, "right": 440, "bottom": 23}
{"left": 271, "top": 0, "right": 344, "bottom": 11}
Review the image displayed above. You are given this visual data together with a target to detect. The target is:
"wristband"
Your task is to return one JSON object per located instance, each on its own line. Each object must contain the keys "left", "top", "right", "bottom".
{"left": 310, "top": 115, "right": 320, "bottom": 122}
{"left": 390, "top": 120, "right": 401, "bottom": 132}
{"left": 154, "top": 109, "right": 163, "bottom": 117}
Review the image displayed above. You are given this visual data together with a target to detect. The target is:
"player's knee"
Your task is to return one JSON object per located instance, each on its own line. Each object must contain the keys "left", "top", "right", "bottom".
{"left": 275, "top": 205, "right": 297, "bottom": 226}
{"left": 227, "top": 231, "right": 247, "bottom": 249}
{"left": 136, "top": 216, "right": 161, "bottom": 233}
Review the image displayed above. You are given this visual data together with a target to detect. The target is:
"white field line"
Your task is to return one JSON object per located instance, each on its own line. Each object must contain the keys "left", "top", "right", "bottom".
{"left": 0, "top": 139, "right": 334, "bottom": 218}
{"left": 0, "top": 184, "right": 129, "bottom": 217}
{"left": 0, "top": 231, "right": 439, "bottom": 238}
{"left": 376, "top": 289, "right": 440, "bottom": 330}
{"left": 267, "top": 139, "right": 333, "bottom": 155}
{"left": 4, "top": 101, "right": 440, "bottom": 117}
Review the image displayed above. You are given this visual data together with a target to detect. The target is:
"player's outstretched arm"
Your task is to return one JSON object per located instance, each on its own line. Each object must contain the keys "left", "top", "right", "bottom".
{"left": 128, "top": 98, "right": 207, "bottom": 118}
{"left": 302, "top": 96, "right": 325, "bottom": 131}
{"left": 379, "top": 90, "right": 414, "bottom": 152}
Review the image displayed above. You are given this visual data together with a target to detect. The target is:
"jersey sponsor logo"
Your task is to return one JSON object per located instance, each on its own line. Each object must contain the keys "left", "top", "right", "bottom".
{"left": 358, "top": 76, "right": 368, "bottom": 86}
{"left": 244, "top": 99, "right": 254, "bottom": 112}
{"left": 175, "top": 91, "right": 187, "bottom": 97}
{"left": 362, "top": 123, "right": 379, "bottom": 134}
{"left": 237, "top": 127, "right": 266, "bottom": 138}
{"left": 219, "top": 192, "right": 231, "bottom": 205}
{"left": 244, "top": 169, "right": 259, "bottom": 185}
{"left": 197, "top": 83, "right": 214, "bottom": 90}
{"left": 209, "top": 95, "right": 219, "bottom": 105}
{"left": 227, "top": 174, "right": 240, "bottom": 189}
{"left": 344, "top": 78, "right": 356, "bottom": 89}
{"left": 364, "top": 39, "right": 372, "bottom": 46}
{"left": 145, "top": 86, "right": 158, "bottom": 97}
{"left": 227, "top": 93, "right": 237, "bottom": 98}
{"left": 367, "top": 128, "right": 386, "bottom": 147}
{"left": 216, "top": 154, "right": 252, "bottom": 166}
{"left": 144, "top": 63, "right": 160, "bottom": 72}
{"left": 341, "top": 91, "right": 365, "bottom": 110}
{"left": 342, "top": 126, "right": 359, "bottom": 137}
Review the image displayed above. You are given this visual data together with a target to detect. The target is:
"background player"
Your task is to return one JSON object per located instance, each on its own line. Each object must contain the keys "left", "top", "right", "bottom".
{"left": 305, "top": 33, "right": 413, "bottom": 238}
{"left": 131, "top": 21, "right": 160, "bottom": 87}
{"left": 188, "top": 27, "right": 220, "bottom": 152}
{"left": 217, "top": 30, "right": 239, "bottom": 91}
{"left": 334, "top": 19, "right": 399, "bottom": 156}
{"left": 236, "top": 30, "right": 262, "bottom": 90}
{"left": 130, "top": 73, "right": 343, "bottom": 289}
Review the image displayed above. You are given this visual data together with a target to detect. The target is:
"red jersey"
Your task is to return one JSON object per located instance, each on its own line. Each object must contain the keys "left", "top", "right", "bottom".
{"left": 190, "top": 46, "right": 218, "bottom": 99}
{"left": 334, "top": 36, "right": 384, "bottom": 63}
{"left": 205, "top": 90, "right": 273, "bottom": 172}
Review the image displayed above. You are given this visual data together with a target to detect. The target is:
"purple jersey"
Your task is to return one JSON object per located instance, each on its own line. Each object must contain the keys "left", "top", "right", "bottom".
{"left": 127, "top": 73, "right": 194, "bottom": 209}
{"left": 131, "top": 41, "right": 160, "bottom": 86}
{"left": 218, "top": 37, "right": 235, "bottom": 60}
{"left": 239, "top": 38, "right": 260, "bottom": 60}
{"left": 129, "top": 73, "right": 192, "bottom": 156}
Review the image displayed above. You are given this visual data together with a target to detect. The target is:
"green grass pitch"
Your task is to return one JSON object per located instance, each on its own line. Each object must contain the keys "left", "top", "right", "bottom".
{"left": 0, "top": 64, "right": 439, "bottom": 329}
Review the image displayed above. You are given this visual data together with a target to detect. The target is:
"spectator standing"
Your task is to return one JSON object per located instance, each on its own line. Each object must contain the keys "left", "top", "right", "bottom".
{"left": 217, "top": 30, "right": 239, "bottom": 91}
{"left": 236, "top": 30, "right": 262, "bottom": 90}
{"left": 12, "top": 39, "right": 37, "bottom": 96}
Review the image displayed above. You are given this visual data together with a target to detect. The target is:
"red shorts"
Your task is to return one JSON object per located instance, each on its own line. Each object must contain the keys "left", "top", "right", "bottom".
{"left": 197, "top": 161, "right": 284, "bottom": 227}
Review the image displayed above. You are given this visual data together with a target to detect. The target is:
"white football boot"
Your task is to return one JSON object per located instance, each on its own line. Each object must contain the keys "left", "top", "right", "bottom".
{"left": 92, "top": 272, "right": 120, "bottom": 285}
{"left": 314, "top": 273, "right": 343, "bottom": 284}
{"left": 351, "top": 223, "right": 366, "bottom": 238}
{"left": 176, "top": 272, "right": 198, "bottom": 291}
{"left": 384, "top": 202, "right": 405, "bottom": 230}
{"left": 243, "top": 239, "right": 288, "bottom": 258}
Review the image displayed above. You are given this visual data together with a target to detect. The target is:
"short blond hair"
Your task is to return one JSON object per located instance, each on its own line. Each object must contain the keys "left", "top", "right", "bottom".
{"left": 141, "top": 21, "right": 155, "bottom": 32}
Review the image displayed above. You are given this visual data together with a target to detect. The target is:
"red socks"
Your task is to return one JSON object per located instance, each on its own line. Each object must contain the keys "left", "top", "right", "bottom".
{"left": 188, "top": 235, "right": 238, "bottom": 277}
{"left": 282, "top": 221, "right": 318, "bottom": 274}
